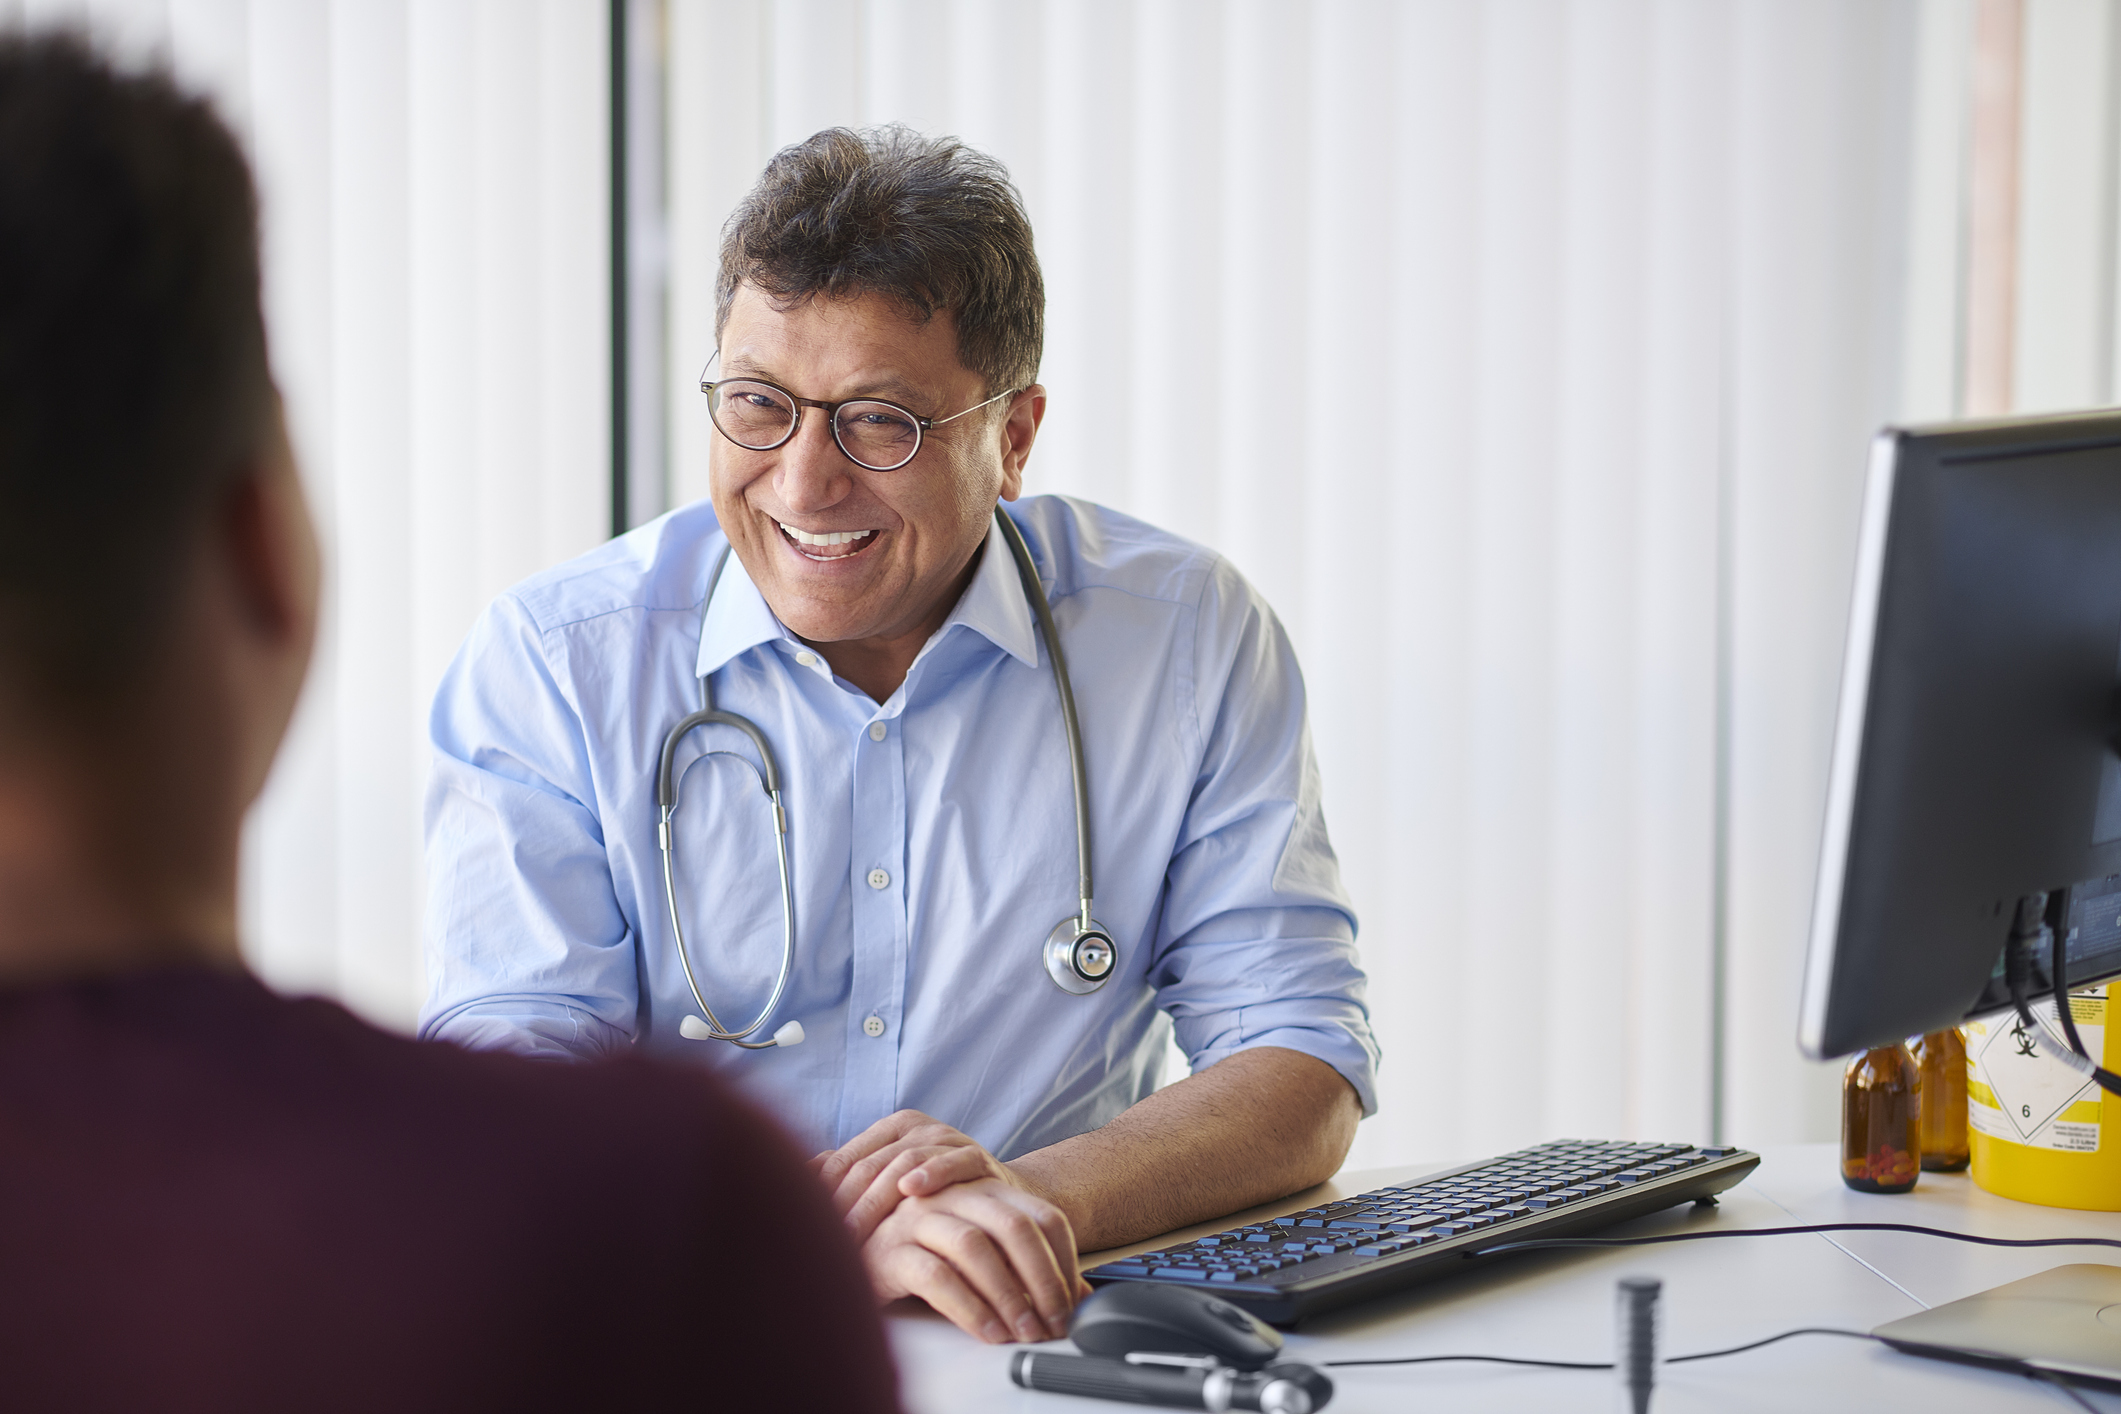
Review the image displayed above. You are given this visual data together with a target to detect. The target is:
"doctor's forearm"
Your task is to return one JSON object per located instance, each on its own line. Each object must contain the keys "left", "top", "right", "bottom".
{"left": 1004, "top": 1046, "right": 1361, "bottom": 1255}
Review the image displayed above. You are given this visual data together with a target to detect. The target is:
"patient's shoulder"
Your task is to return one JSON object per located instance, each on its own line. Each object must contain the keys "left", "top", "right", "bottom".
{"left": 0, "top": 966, "right": 897, "bottom": 1412}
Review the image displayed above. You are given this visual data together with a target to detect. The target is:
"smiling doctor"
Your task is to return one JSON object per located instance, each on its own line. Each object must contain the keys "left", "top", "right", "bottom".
{"left": 420, "top": 127, "right": 1377, "bottom": 1346}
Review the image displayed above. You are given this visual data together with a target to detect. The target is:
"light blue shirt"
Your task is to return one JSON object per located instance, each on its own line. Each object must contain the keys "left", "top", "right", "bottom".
{"left": 420, "top": 494, "right": 1376, "bottom": 1159}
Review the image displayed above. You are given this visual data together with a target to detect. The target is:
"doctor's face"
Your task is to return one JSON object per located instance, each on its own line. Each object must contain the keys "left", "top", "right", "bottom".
{"left": 709, "top": 285, "right": 1043, "bottom": 651}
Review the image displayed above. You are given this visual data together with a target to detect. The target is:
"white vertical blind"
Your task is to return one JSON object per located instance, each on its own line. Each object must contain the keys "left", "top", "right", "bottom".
{"left": 8, "top": 0, "right": 612, "bottom": 1028}
{"left": 667, "top": 0, "right": 1934, "bottom": 1163}
{"left": 2016, "top": 0, "right": 2121, "bottom": 411}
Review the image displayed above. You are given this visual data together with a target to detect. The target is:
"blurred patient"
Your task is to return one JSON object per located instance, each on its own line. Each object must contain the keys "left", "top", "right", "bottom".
{"left": 0, "top": 33, "right": 898, "bottom": 1414}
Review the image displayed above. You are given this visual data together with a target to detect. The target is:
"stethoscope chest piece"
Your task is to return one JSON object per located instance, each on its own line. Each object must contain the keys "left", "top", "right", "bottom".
{"left": 1045, "top": 916, "right": 1118, "bottom": 995}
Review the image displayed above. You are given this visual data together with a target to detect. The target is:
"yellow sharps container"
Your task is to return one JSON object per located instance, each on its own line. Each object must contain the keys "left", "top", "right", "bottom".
{"left": 1965, "top": 982, "right": 2121, "bottom": 1210}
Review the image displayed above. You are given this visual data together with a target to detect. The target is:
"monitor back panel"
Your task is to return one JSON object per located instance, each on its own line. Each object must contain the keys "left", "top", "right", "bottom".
{"left": 1804, "top": 413, "right": 2121, "bottom": 1059}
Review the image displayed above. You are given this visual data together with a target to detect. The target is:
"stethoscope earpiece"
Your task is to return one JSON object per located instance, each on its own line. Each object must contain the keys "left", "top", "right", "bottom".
{"left": 1045, "top": 916, "right": 1118, "bottom": 995}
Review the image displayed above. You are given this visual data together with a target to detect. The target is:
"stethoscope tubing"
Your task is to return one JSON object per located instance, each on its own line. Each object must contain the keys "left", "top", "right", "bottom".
{"left": 993, "top": 509, "right": 1097, "bottom": 927}
{"left": 658, "top": 508, "right": 1101, "bottom": 1045}
{"left": 657, "top": 548, "right": 797, "bottom": 1048}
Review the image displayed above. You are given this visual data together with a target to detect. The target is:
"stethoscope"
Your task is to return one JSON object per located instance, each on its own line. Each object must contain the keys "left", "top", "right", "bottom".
{"left": 655, "top": 508, "right": 1118, "bottom": 1049}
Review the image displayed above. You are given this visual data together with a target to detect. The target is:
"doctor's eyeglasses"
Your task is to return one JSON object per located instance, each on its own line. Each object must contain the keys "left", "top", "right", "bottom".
{"left": 701, "top": 363, "right": 1017, "bottom": 473}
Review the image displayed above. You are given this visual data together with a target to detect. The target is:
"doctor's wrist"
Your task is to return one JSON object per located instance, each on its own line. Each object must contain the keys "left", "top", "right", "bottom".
{"left": 1002, "top": 1157, "right": 1090, "bottom": 1243}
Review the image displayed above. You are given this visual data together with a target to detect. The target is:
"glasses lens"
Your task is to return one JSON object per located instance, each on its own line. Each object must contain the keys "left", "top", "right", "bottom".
{"left": 711, "top": 381, "right": 797, "bottom": 449}
{"left": 834, "top": 401, "right": 922, "bottom": 470}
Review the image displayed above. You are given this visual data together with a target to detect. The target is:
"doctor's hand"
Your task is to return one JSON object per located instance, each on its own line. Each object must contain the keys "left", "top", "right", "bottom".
{"left": 815, "top": 1109, "right": 1022, "bottom": 1244}
{"left": 864, "top": 1175, "right": 1088, "bottom": 1344}
{"left": 813, "top": 1109, "right": 1090, "bottom": 1342}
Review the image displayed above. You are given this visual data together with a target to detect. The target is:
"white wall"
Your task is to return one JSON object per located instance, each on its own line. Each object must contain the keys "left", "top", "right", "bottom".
{"left": 2016, "top": 0, "right": 2121, "bottom": 412}
{"left": 4, "top": 0, "right": 612, "bottom": 1028}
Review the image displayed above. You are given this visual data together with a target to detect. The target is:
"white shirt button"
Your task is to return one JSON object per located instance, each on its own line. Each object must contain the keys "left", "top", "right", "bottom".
{"left": 867, "top": 867, "right": 890, "bottom": 890}
{"left": 862, "top": 1014, "right": 887, "bottom": 1038}
{"left": 868, "top": 721, "right": 887, "bottom": 741}
{"left": 794, "top": 651, "right": 817, "bottom": 667}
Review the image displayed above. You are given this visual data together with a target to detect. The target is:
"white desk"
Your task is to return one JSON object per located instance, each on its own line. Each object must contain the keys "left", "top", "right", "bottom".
{"left": 888, "top": 1144, "right": 2121, "bottom": 1412}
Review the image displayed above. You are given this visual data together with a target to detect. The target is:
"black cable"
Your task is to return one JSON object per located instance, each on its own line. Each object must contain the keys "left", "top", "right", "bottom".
{"left": 1664, "top": 1325, "right": 1876, "bottom": 1363}
{"left": 1471, "top": 1222, "right": 2121, "bottom": 1259}
{"left": 2047, "top": 885, "right": 2121, "bottom": 1099}
{"left": 1325, "top": 1352, "right": 1611, "bottom": 1370}
{"left": 1325, "top": 1326, "right": 1874, "bottom": 1370}
{"left": 1326, "top": 1326, "right": 2108, "bottom": 1410}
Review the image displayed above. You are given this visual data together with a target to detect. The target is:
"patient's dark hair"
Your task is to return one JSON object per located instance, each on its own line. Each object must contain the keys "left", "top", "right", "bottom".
{"left": 0, "top": 32, "right": 271, "bottom": 719}
{"left": 717, "top": 125, "right": 1043, "bottom": 396}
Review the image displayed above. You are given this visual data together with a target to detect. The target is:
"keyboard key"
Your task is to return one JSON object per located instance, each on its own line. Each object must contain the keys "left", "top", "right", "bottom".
{"left": 1152, "top": 1266, "right": 1211, "bottom": 1281}
{"left": 1329, "top": 1220, "right": 1384, "bottom": 1231}
{"left": 1356, "top": 1240, "right": 1409, "bottom": 1256}
{"left": 1209, "top": 1272, "right": 1239, "bottom": 1282}
{"left": 1296, "top": 1218, "right": 1328, "bottom": 1229}
{"left": 1094, "top": 1261, "right": 1150, "bottom": 1277}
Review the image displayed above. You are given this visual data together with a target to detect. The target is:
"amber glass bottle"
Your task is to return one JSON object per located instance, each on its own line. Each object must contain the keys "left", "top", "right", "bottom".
{"left": 1842, "top": 1043, "right": 1921, "bottom": 1192}
{"left": 1911, "top": 1028, "right": 1969, "bottom": 1172}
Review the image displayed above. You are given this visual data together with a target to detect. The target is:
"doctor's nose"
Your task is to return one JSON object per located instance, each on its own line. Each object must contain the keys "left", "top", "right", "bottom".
{"left": 774, "top": 413, "right": 856, "bottom": 513}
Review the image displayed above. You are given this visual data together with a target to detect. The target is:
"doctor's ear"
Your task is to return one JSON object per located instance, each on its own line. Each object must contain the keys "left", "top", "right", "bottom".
{"left": 996, "top": 385, "right": 1045, "bottom": 502}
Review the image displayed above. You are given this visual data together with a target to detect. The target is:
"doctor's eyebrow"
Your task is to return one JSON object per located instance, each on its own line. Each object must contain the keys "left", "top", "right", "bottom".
{"left": 719, "top": 358, "right": 938, "bottom": 410}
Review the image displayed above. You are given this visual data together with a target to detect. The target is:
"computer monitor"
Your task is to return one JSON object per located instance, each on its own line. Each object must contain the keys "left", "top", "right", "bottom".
{"left": 1798, "top": 411, "right": 2121, "bottom": 1061}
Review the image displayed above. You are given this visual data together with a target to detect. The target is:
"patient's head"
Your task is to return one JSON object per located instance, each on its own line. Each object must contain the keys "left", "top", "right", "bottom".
{"left": 0, "top": 33, "right": 317, "bottom": 974}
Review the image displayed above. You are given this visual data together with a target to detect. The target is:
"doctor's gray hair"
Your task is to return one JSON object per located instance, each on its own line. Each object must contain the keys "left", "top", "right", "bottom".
{"left": 715, "top": 126, "right": 1043, "bottom": 396}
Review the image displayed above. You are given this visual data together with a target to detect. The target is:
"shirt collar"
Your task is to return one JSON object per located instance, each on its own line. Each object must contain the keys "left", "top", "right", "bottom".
{"left": 945, "top": 515, "right": 1040, "bottom": 669}
{"left": 693, "top": 515, "right": 1040, "bottom": 681}
{"left": 694, "top": 545, "right": 783, "bottom": 679}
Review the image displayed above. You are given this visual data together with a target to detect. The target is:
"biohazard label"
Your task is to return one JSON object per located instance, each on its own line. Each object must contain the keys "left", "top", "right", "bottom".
{"left": 1966, "top": 995, "right": 2104, "bottom": 1153}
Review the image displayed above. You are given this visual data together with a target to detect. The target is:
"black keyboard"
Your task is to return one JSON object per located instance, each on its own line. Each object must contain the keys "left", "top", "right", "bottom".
{"left": 1085, "top": 1138, "right": 1759, "bottom": 1323}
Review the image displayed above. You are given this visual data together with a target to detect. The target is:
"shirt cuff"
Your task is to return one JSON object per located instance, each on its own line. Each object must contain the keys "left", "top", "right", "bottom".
{"left": 420, "top": 997, "right": 629, "bottom": 1060}
{"left": 1175, "top": 999, "right": 1380, "bottom": 1118}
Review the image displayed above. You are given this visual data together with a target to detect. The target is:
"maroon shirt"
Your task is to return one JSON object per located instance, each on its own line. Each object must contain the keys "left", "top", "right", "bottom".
{"left": 0, "top": 966, "right": 899, "bottom": 1413}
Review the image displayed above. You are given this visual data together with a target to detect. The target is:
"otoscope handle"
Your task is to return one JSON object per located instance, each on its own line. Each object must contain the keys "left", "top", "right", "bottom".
{"left": 1011, "top": 1351, "right": 1203, "bottom": 1406}
{"left": 1008, "top": 1352, "right": 1332, "bottom": 1413}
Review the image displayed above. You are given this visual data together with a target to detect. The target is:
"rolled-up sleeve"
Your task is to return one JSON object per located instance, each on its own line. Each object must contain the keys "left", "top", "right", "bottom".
{"left": 418, "top": 592, "right": 637, "bottom": 1059}
{"left": 1149, "top": 559, "right": 1380, "bottom": 1116}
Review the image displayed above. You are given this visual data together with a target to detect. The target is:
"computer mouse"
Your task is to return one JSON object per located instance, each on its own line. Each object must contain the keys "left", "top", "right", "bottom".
{"left": 1069, "top": 1283, "right": 1285, "bottom": 1371}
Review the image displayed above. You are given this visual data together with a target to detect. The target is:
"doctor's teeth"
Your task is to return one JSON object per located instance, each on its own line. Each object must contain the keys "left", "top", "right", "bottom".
{"left": 779, "top": 524, "right": 874, "bottom": 546}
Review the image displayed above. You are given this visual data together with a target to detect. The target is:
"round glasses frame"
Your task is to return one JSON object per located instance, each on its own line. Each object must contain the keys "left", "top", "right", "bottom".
{"left": 699, "top": 360, "right": 1019, "bottom": 472}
